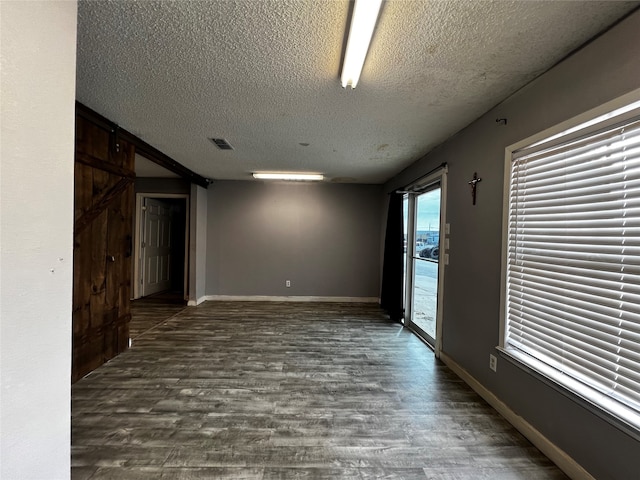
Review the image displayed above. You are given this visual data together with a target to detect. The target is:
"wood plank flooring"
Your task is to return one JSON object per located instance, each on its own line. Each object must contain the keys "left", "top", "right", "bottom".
{"left": 71, "top": 302, "right": 568, "bottom": 479}
{"left": 128, "top": 300, "right": 186, "bottom": 340}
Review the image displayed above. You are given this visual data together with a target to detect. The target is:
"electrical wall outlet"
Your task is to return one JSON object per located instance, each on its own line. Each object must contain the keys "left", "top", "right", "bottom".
{"left": 285, "top": 280, "right": 291, "bottom": 288}
{"left": 489, "top": 354, "right": 497, "bottom": 372}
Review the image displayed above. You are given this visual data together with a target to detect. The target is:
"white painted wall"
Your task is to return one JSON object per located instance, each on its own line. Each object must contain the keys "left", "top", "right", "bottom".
{"left": 0, "top": 2, "right": 77, "bottom": 478}
{"left": 188, "top": 184, "right": 208, "bottom": 305}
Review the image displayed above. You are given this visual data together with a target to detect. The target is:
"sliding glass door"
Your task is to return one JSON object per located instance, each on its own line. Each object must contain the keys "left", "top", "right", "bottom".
{"left": 403, "top": 167, "right": 447, "bottom": 355}
{"left": 410, "top": 187, "right": 441, "bottom": 344}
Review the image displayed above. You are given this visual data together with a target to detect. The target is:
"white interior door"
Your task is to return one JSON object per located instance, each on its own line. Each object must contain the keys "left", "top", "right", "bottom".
{"left": 142, "top": 198, "right": 172, "bottom": 296}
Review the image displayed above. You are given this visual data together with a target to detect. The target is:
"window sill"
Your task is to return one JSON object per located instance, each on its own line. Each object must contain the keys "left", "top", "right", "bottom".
{"left": 496, "top": 346, "right": 640, "bottom": 443}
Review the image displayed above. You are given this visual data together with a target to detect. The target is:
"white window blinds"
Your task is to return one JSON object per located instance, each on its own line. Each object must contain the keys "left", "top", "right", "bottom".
{"left": 505, "top": 107, "right": 640, "bottom": 429}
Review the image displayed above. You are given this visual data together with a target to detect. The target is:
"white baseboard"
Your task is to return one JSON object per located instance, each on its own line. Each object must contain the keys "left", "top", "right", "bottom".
{"left": 439, "top": 352, "right": 595, "bottom": 480}
{"left": 187, "top": 295, "right": 207, "bottom": 306}
{"left": 203, "top": 295, "right": 380, "bottom": 303}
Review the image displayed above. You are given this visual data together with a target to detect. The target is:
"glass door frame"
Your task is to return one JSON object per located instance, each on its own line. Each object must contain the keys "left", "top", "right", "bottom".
{"left": 403, "top": 166, "right": 448, "bottom": 358}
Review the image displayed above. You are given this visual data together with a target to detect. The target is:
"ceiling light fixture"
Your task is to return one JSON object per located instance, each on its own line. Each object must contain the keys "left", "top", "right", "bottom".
{"left": 252, "top": 173, "right": 324, "bottom": 181}
{"left": 340, "top": 0, "right": 383, "bottom": 89}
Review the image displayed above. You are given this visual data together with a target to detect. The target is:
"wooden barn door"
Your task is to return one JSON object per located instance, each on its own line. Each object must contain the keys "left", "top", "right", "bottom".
{"left": 72, "top": 114, "right": 135, "bottom": 382}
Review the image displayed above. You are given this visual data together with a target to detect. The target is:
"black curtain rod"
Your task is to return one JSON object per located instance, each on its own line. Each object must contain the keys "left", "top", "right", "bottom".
{"left": 391, "top": 162, "right": 448, "bottom": 194}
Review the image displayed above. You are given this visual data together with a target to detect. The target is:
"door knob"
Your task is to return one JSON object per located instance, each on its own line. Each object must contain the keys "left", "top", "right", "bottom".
{"left": 107, "top": 255, "right": 115, "bottom": 262}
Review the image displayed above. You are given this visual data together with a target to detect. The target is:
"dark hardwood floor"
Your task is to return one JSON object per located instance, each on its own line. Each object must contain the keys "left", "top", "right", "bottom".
{"left": 71, "top": 302, "right": 568, "bottom": 479}
{"left": 129, "top": 297, "right": 187, "bottom": 341}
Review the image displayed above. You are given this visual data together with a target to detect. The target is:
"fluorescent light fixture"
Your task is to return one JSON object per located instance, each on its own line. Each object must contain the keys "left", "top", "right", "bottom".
{"left": 253, "top": 173, "right": 324, "bottom": 181}
{"left": 341, "top": 0, "right": 383, "bottom": 89}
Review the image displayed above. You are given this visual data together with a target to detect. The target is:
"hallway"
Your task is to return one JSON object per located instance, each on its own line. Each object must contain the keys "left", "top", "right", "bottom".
{"left": 71, "top": 302, "right": 567, "bottom": 479}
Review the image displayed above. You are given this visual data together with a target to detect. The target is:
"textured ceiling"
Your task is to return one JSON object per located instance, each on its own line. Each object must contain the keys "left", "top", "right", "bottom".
{"left": 135, "top": 154, "right": 180, "bottom": 178}
{"left": 76, "top": 0, "right": 638, "bottom": 184}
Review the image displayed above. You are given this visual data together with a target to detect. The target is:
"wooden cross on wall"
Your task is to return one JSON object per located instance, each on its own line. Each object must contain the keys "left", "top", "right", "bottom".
{"left": 468, "top": 172, "right": 482, "bottom": 206}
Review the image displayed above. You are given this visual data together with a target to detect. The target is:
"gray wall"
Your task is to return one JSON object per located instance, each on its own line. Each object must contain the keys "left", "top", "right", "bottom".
{"left": 385, "top": 10, "right": 640, "bottom": 480}
{"left": 1, "top": 2, "right": 77, "bottom": 478}
{"left": 189, "top": 184, "right": 208, "bottom": 304}
{"left": 206, "top": 181, "right": 383, "bottom": 298}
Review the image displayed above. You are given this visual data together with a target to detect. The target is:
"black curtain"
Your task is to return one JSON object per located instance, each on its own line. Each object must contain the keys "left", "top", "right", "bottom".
{"left": 380, "top": 193, "right": 404, "bottom": 322}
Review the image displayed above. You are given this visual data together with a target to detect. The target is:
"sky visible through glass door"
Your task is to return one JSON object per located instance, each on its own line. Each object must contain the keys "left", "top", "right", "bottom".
{"left": 412, "top": 188, "right": 440, "bottom": 341}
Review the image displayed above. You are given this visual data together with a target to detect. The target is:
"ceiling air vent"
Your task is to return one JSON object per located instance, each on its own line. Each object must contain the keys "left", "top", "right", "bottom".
{"left": 209, "top": 138, "right": 234, "bottom": 150}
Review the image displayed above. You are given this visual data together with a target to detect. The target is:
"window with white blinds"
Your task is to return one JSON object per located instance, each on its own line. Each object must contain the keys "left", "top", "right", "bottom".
{"left": 504, "top": 99, "right": 640, "bottom": 432}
